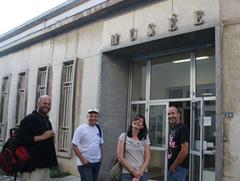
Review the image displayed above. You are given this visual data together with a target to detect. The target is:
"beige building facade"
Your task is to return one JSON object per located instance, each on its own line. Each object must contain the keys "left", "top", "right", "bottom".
{"left": 0, "top": 0, "right": 239, "bottom": 180}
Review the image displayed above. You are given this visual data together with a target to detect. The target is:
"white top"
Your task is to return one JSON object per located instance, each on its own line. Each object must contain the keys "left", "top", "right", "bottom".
{"left": 119, "top": 133, "right": 150, "bottom": 174}
{"left": 72, "top": 123, "right": 104, "bottom": 165}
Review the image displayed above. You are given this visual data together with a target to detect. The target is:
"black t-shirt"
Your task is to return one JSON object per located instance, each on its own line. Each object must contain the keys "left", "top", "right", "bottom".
{"left": 16, "top": 111, "right": 58, "bottom": 171}
{"left": 168, "top": 123, "right": 189, "bottom": 169}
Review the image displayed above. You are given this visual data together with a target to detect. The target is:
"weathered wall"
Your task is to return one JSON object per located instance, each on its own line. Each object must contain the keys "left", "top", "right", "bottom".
{"left": 0, "top": 0, "right": 223, "bottom": 179}
{"left": 222, "top": 25, "right": 240, "bottom": 180}
{"left": 103, "top": 0, "right": 219, "bottom": 48}
{"left": 99, "top": 54, "right": 129, "bottom": 180}
{"left": 221, "top": 1, "right": 240, "bottom": 181}
{"left": 0, "top": 20, "right": 104, "bottom": 175}
{"left": 47, "top": 20, "right": 104, "bottom": 175}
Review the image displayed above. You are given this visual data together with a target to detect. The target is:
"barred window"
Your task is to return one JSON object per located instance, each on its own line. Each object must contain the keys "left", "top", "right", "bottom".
{"left": 0, "top": 76, "right": 10, "bottom": 145}
{"left": 58, "top": 60, "right": 75, "bottom": 157}
{"left": 36, "top": 67, "right": 48, "bottom": 107}
{"left": 16, "top": 72, "right": 28, "bottom": 125}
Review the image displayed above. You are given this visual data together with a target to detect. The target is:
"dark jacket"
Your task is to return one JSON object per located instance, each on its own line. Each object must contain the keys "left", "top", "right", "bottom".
{"left": 16, "top": 111, "right": 58, "bottom": 172}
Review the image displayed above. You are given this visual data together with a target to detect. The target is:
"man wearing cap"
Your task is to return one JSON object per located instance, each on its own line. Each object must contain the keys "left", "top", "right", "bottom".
{"left": 72, "top": 108, "right": 104, "bottom": 181}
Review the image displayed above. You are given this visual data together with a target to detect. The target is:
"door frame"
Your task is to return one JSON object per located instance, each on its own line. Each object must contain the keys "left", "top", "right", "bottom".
{"left": 189, "top": 97, "right": 204, "bottom": 181}
{"left": 147, "top": 101, "right": 169, "bottom": 181}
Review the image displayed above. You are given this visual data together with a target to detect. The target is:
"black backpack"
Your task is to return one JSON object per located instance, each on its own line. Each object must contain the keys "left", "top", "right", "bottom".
{"left": 0, "top": 135, "right": 30, "bottom": 180}
{"left": 96, "top": 124, "right": 102, "bottom": 138}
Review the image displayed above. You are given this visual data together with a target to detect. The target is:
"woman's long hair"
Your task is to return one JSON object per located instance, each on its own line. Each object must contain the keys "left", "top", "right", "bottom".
{"left": 127, "top": 114, "right": 148, "bottom": 140}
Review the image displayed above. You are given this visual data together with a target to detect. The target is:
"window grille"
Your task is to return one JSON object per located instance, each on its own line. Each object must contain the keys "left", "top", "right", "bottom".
{"left": 16, "top": 72, "right": 28, "bottom": 125}
{"left": 58, "top": 60, "right": 75, "bottom": 157}
{"left": 0, "top": 76, "right": 10, "bottom": 144}
{"left": 36, "top": 67, "right": 48, "bottom": 107}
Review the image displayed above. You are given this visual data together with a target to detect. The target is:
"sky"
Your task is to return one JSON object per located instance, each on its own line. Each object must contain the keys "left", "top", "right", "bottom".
{"left": 0, "top": 0, "right": 68, "bottom": 36}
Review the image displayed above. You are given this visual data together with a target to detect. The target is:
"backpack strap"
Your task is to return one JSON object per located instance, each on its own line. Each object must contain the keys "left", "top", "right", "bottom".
{"left": 96, "top": 124, "right": 102, "bottom": 138}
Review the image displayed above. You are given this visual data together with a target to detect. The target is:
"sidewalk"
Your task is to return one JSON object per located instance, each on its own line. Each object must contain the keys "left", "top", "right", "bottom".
{"left": 0, "top": 175, "right": 80, "bottom": 181}
{"left": 51, "top": 175, "right": 79, "bottom": 181}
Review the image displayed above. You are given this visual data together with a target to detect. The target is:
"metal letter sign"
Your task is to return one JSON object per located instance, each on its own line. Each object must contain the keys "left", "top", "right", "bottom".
{"left": 111, "top": 33, "right": 120, "bottom": 45}
{"left": 147, "top": 23, "right": 156, "bottom": 37}
{"left": 130, "top": 28, "right": 137, "bottom": 41}
{"left": 194, "top": 10, "right": 204, "bottom": 25}
{"left": 168, "top": 13, "right": 178, "bottom": 32}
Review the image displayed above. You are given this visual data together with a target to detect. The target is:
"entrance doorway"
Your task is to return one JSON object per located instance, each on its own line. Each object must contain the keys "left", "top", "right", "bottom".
{"left": 146, "top": 101, "right": 191, "bottom": 181}
{"left": 131, "top": 100, "right": 216, "bottom": 181}
{"left": 129, "top": 46, "right": 216, "bottom": 181}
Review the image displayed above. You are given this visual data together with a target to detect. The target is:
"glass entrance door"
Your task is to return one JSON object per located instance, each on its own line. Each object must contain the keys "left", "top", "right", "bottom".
{"left": 147, "top": 103, "right": 168, "bottom": 181}
{"left": 129, "top": 47, "right": 216, "bottom": 181}
{"left": 189, "top": 98, "right": 204, "bottom": 181}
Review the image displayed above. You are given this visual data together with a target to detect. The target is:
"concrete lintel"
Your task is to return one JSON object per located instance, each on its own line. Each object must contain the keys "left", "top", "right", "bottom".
{"left": 101, "top": 20, "right": 219, "bottom": 54}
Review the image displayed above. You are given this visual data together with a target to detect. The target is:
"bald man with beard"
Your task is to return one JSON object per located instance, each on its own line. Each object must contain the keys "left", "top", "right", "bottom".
{"left": 167, "top": 106, "right": 189, "bottom": 181}
{"left": 16, "top": 95, "right": 57, "bottom": 181}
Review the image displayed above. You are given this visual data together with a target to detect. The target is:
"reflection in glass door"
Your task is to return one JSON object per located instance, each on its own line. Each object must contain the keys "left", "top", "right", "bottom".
{"left": 202, "top": 100, "right": 216, "bottom": 181}
{"left": 190, "top": 99, "right": 203, "bottom": 181}
{"left": 148, "top": 103, "right": 168, "bottom": 181}
{"left": 129, "top": 47, "right": 216, "bottom": 181}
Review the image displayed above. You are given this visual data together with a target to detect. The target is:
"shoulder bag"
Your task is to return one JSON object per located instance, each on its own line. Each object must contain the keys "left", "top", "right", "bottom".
{"left": 109, "top": 134, "right": 127, "bottom": 181}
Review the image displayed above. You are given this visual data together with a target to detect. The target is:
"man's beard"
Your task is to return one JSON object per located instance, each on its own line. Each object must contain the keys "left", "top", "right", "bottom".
{"left": 39, "top": 107, "right": 50, "bottom": 115}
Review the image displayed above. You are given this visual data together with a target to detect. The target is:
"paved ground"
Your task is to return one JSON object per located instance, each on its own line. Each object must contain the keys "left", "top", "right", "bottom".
{"left": 0, "top": 175, "right": 80, "bottom": 181}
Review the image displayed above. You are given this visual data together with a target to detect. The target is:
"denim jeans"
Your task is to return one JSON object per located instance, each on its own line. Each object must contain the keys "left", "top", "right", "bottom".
{"left": 121, "top": 172, "right": 148, "bottom": 181}
{"left": 167, "top": 166, "right": 188, "bottom": 181}
{"left": 77, "top": 162, "right": 101, "bottom": 181}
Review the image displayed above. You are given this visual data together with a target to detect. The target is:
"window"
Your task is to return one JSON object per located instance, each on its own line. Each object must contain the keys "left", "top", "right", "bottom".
{"left": 196, "top": 47, "right": 215, "bottom": 97}
{"left": 58, "top": 60, "right": 76, "bottom": 157}
{"left": 0, "top": 76, "right": 10, "bottom": 145}
{"left": 151, "top": 53, "right": 190, "bottom": 100}
{"left": 16, "top": 72, "right": 28, "bottom": 125}
{"left": 131, "top": 60, "right": 147, "bottom": 101}
{"left": 131, "top": 104, "right": 145, "bottom": 119}
{"left": 36, "top": 66, "right": 49, "bottom": 107}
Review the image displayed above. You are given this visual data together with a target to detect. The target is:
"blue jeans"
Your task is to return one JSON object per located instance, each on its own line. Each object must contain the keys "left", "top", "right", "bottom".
{"left": 168, "top": 166, "right": 188, "bottom": 181}
{"left": 77, "top": 162, "right": 101, "bottom": 181}
{"left": 121, "top": 172, "right": 148, "bottom": 181}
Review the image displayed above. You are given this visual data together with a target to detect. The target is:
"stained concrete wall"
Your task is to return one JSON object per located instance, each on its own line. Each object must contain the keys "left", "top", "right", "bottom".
{"left": 47, "top": 21, "right": 104, "bottom": 175}
{"left": 0, "top": 20, "right": 104, "bottom": 176}
{"left": 99, "top": 54, "right": 129, "bottom": 180}
{"left": 0, "top": 0, "right": 224, "bottom": 179}
{"left": 221, "top": 1, "right": 240, "bottom": 180}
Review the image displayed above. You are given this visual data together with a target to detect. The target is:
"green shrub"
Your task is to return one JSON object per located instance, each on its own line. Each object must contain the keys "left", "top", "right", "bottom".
{"left": 49, "top": 167, "right": 71, "bottom": 178}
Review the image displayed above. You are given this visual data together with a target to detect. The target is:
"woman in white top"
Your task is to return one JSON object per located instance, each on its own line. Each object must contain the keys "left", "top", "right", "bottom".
{"left": 117, "top": 115, "right": 151, "bottom": 181}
